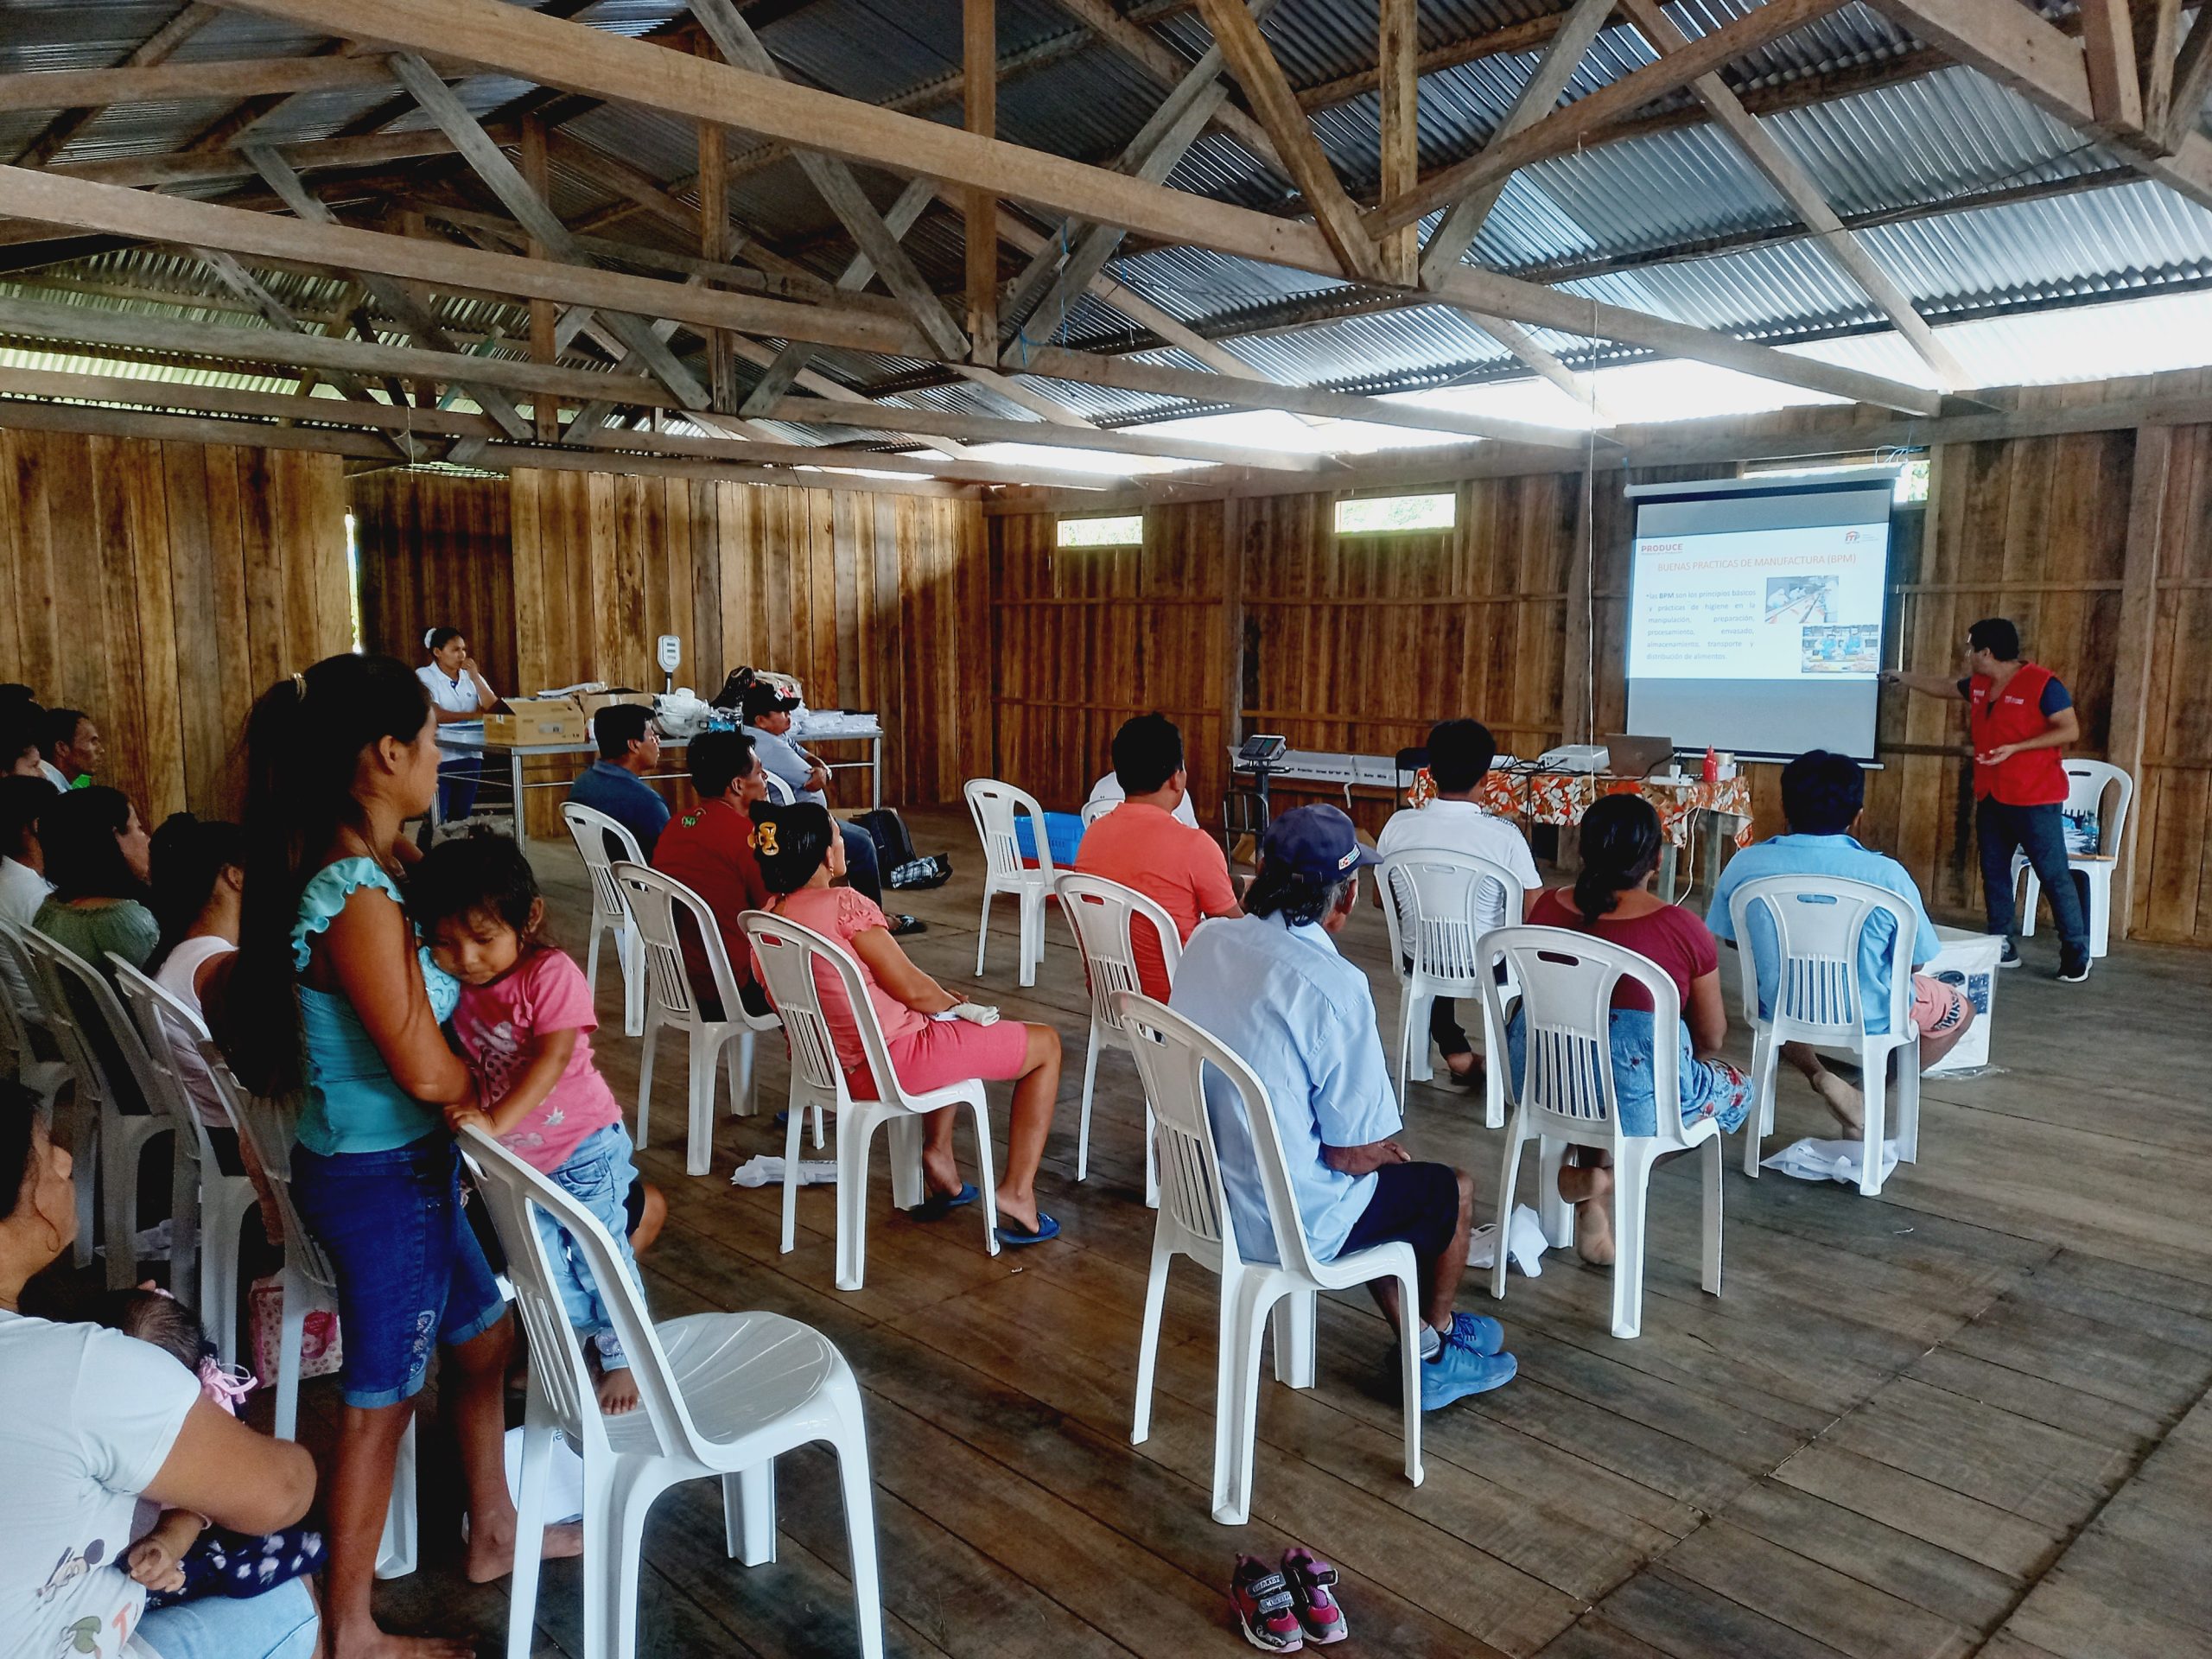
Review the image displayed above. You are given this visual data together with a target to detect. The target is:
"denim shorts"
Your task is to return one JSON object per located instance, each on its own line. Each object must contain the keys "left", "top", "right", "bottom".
{"left": 291, "top": 1132, "right": 507, "bottom": 1408}
{"left": 135, "top": 1578, "right": 318, "bottom": 1659}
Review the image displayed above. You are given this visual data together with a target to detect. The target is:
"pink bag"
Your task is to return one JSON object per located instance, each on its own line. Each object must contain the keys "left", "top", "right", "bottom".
{"left": 248, "top": 1273, "right": 343, "bottom": 1383}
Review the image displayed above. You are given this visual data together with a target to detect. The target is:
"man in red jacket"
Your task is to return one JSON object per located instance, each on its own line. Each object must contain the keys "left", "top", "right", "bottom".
{"left": 1883, "top": 616, "right": 2090, "bottom": 982}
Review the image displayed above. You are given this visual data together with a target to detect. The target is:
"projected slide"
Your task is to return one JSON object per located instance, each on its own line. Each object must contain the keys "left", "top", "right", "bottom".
{"left": 1625, "top": 474, "right": 1896, "bottom": 760}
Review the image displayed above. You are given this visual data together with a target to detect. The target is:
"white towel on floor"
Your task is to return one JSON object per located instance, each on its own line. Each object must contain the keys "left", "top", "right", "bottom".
{"left": 1760, "top": 1136, "right": 1900, "bottom": 1186}
{"left": 730, "top": 1154, "right": 838, "bottom": 1188}
{"left": 1467, "top": 1204, "right": 1550, "bottom": 1276}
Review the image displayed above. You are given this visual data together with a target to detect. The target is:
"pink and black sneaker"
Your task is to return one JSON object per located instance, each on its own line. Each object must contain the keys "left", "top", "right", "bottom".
{"left": 1281, "top": 1548, "right": 1347, "bottom": 1644}
{"left": 1230, "top": 1554, "right": 1306, "bottom": 1652}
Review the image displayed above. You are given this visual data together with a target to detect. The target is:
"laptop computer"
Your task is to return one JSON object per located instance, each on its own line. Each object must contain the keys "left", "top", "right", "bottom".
{"left": 1602, "top": 734, "right": 1675, "bottom": 779}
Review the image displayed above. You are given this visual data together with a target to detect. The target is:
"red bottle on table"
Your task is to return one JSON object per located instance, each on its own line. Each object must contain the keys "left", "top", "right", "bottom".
{"left": 1701, "top": 746, "right": 1719, "bottom": 784}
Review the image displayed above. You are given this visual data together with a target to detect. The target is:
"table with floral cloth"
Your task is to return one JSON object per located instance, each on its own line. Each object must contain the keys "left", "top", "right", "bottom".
{"left": 1410, "top": 767, "right": 1756, "bottom": 848}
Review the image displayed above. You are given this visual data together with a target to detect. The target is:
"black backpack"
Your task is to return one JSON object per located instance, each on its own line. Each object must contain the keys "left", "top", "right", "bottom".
{"left": 853, "top": 809, "right": 952, "bottom": 890}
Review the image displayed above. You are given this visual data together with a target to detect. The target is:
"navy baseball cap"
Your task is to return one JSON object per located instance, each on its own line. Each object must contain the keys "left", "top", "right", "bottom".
{"left": 1262, "top": 804, "right": 1379, "bottom": 884}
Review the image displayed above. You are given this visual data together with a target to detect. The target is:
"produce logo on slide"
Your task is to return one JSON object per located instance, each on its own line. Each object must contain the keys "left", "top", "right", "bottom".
{"left": 1627, "top": 524, "right": 1887, "bottom": 682}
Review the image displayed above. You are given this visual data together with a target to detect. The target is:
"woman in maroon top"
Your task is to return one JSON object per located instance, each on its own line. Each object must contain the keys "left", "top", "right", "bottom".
{"left": 1516, "top": 794, "right": 1751, "bottom": 1265}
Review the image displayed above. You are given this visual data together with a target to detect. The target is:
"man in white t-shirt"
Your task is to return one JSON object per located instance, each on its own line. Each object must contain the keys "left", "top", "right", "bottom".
{"left": 1374, "top": 718, "right": 1540, "bottom": 1087}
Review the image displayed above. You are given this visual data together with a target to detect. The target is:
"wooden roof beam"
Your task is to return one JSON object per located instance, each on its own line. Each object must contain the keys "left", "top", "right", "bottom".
{"left": 3, "top": 3, "right": 218, "bottom": 166}
{"left": 1613, "top": 0, "right": 1967, "bottom": 391}
{"left": 192, "top": 0, "right": 1945, "bottom": 414}
{"left": 760, "top": 393, "right": 1330, "bottom": 470}
{"left": 1368, "top": 0, "right": 1855, "bottom": 238}
{"left": 1864, "top": 0, "right": 2212, "bottom": 207}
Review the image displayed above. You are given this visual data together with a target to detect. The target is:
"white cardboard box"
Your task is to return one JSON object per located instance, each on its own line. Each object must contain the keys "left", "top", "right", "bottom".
{"left": 1924, "top": 925, "right": 2002, "bottom": 1075}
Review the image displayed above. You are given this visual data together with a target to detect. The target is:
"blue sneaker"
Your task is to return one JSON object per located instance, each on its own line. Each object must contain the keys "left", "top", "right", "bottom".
{"left": 1419, "top": 1337, "right": 1516, "bottom": 1410}
{"left": 1445, "top": 1312, "right": 1505, "bottom": 1356}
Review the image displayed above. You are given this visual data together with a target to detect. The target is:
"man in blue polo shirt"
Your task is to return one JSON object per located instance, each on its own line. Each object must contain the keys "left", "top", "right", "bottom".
{"left": 1171, "top": 804, "right": 1515, "bottom": 1411}
{"left": 568, "top": 702, "right": 671, "bottom": 857}
{"left": 1707, "top": 750, "right": 1974, "bottom": 1132}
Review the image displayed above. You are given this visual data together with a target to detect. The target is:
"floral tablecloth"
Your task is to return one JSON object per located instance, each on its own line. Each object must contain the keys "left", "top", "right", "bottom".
{"left": 1413, "top": 769, "right": 1756, "bottom": 848}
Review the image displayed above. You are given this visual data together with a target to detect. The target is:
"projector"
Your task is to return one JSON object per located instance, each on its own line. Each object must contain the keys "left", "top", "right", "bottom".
{"left": 1536, "top": 744, "right": 1612, "bottom": 774}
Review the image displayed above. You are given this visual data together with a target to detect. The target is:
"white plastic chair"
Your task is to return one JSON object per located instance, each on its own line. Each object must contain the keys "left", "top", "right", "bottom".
{"left": 612, "top": 863, "right": 782, "bottom": 1178}
{"left": 1055, "top": 872, "right": 1181, "bottom": 1199}
{"left": 1115, "top": 991, "right": 1421, "bottom": 1526}
{"left": 2, "top": 922, "right": 96, "bottom": 1263}
{"left": 111, "top": 958, "right": 257, "bottom": 1367}
{"left": 963, "top": 779, "right": 1054, "bottom": 987}
{"left": 1726, "top": 874, "right": 1922, "bottom": 1197}
{"left": 2012, "top": 759, "right": 2134, "bottom": 958}
{"left": 25, "top": 930, "right": 194, "bottom": 1293}
{"left": 463, "top": 1125, "right": 884, "bottom": 1659}
{"left": 741, "top": 908, "right": 1001, "bottom": 1293}
{"left": 0, "top": 920, "right": 68, "bottom": 1116}
{"left": 761, "top": 772, "right": 796, "bottom": 807}
{"left": 1376, "top": 849, "right": 1526, "bottom": 1128}
{"left": 1478, "top": 925, "right": 1724, "bottom": 1340}
{"left": 563, "top": 803, "right": 647, "bottom": 1039}
{"left": 1079, "top": 796, "right": 1116, "bottom": 829}
{"left": 197, "top": 1043, "right": 417, "bottom": 1580}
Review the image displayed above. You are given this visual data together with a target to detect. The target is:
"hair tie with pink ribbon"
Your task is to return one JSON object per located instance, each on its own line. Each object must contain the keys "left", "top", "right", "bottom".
{"left": 196, "top": 1355, "right": 257, "bottom": 1415}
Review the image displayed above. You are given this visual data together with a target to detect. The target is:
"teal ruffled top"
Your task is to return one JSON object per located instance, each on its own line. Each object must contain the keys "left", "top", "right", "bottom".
{"left": 291, "top": 857, "right": 462, "bottom": 1157}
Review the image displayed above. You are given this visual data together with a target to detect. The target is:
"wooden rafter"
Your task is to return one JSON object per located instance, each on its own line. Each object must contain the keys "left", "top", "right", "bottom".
{"left": 1196, "top": 0, "right": 1383, "bottom": 280}
{"left": 1612, "top": 0, "right": 1967, "bottom": 391}
{"left": 686, "top": 0, "right": 972, "bottom": 361}
{"left": 760, "top": 394, "right": 1335, "bottom": 470}
{"left": 1376, "top": 0, "right": 1420, "bottom": 285}
{"left": 3, "top": 3, "right": 217, "bottom": 167}
{"left": 1865, "top": 0, "right": 2212, "bottom": 207}
{"left": 192, "top": 0, "right": 1944, "bottom": 415}
{"left": 1368, "top": 0, "right": 1854, "bottom": 238}
{"left": 964, "top": 0, "right": 999, "bottom": 364}
{"left": 385, "top": 51, "right": 711, "bottom": 409}
{"left": 242, "top": 143, "right": 535, "bottom": 439}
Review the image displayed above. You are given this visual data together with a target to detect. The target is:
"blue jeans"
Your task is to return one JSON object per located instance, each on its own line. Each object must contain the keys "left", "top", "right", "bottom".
{"left": 136, "top": 1578, "right": 317, "bottom": 1659}
{"left": 436, "top": 755, "right": 481, "bottom": 823}
{"left": 537, "top": 1122, "right": 645, "bottom": 1370}
{"left": 840, "top": 821, "right": 883, "bottom": 906}
{"left": 1976, "top": 797, "right": 2088, "bottom": 954}
{"left": 291, "top": 1134, "right": 507, "bottom": 1408}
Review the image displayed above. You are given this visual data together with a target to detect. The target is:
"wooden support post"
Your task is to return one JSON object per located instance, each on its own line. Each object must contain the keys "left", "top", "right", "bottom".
{"left": 2080, "top": 0, "right": 2146, "bottom": 130}
{"left": 695, "top": 54, "right": 735, "bottom": 413}
{"left": 1220, "top": 494, "right": 1247, "bottom": 750}
{"left": 964, "top": 0, "right": 999, "bottom": 365}
{"left": 520, "top": 117, "right": 559, "bottom": 438}
{"left": 2107, "top": 423, "right": 2169, "bottom": 941}
{"left": 1376, "top": 0, "right": 1420, "bottom": 285}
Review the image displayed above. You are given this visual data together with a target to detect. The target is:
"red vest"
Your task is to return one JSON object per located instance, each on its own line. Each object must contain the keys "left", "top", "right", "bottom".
{"left": 1968, "top": 662, "right": 2069, "bottom": 805}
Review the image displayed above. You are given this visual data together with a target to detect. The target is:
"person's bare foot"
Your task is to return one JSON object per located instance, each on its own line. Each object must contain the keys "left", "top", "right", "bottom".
{"left": 328, "top": 1623, "right": 478, "bottom": 1659}
{"left": 464, "top": 1515, "right": 584, "bottom": 1585}
{"left": 1809, "top": 1068, "right": 1865, "bottom": 1135}
{"left": 921, "top": 1147, "right": 964, "bottom": 1200}
{"left": 597, "top": 1365, "right": 640, "bottom": 1414}
{"left": 1571, "top": 1166, "right": 1615, "bottom": 1266}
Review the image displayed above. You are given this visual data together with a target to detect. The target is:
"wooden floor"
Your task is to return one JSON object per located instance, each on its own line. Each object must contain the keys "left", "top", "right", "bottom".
{"left": 355, "top": 806, "right": 2212, "bottom": 1659}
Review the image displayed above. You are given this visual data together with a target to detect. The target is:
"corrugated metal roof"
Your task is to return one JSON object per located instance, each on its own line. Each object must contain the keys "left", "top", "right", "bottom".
{"left": 0, "top": 0, "right": 2209, "bottom": 442}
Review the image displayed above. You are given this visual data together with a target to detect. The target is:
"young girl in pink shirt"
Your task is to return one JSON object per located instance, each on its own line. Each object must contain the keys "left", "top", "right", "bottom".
{"left": 412, "top": 835, "right": 648, "bottom": 1412}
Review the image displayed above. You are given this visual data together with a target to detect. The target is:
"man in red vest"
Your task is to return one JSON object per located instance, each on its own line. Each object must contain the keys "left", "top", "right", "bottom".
{"left": 1883, "top": 617, "right": 2089, "bottom": 982}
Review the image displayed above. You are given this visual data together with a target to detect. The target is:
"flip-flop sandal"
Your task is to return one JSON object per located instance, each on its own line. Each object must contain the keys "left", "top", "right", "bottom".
{"left": 995, "top": 1211, "right": 1061, "bottom": 1248}
{"left": 906, "top": 1183, "right": 978, "bottom": 1221}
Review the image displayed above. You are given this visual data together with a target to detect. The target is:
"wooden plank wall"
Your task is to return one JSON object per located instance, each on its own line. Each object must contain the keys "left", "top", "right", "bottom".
{"left": 0, "top": 424, "right": 349, "bottom": 823}
{"left": 991, "top": 502, "right": 1230, "bottom": 811}
{"left": 349, "top": 468, "right": 992, "bottom": 834}
{"left": 2133, "top": 420, "right": 2212, "bottom": 944}
{"left": 990, "top": 417, "right": 2202, "bottom": 942}
{"left": 353, "top": 470, "right": 517, "bottom": 693}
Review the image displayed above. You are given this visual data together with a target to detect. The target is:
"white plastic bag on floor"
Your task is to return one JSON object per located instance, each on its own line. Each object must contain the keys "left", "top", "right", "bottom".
{"left": 1467, "top": 1204, "right": 1550, "bottom": 1277}
{"left": 729, "top": 1154, "right": 837, "bottom": 1189}
{"left": 1760, "top": 1136, "right": 1899, "bottom": 1186}
{"left": 503, "top": 1427, "right": 585, "bottom": 1524}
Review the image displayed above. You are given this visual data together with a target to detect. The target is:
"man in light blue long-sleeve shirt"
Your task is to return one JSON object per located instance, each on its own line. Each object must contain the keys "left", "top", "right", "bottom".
{"left": 1172, "top": 804, "right": 1516, "bottom": 1412}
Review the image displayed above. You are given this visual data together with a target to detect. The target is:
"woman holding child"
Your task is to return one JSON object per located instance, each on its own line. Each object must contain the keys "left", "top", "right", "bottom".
{"left": 214, "top": 652, "right": 577, "bottom": 1659}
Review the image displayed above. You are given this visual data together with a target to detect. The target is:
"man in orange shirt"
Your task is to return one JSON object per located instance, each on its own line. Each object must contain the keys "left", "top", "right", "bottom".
{"left": 1073, "top": 713, "right": 1242, "bottom": 998}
